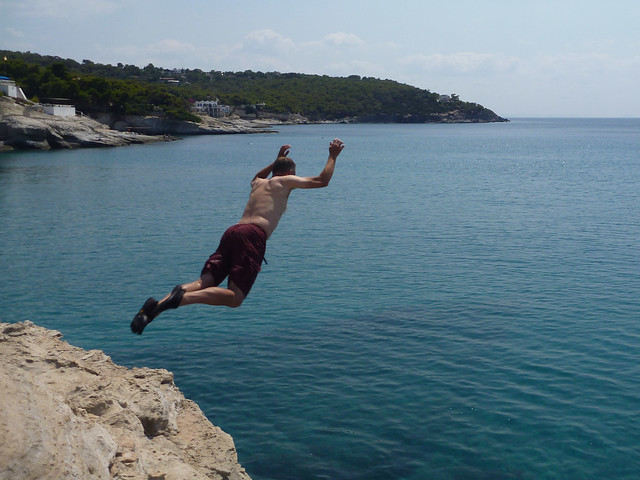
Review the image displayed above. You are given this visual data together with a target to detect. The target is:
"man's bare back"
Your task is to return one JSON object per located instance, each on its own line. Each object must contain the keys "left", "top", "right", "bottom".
{"left": 238, "top": 176, "right": 293, "bottom": 239}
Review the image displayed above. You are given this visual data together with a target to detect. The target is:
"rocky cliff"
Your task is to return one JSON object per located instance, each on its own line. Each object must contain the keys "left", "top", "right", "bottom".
{"left": 0, "top": 321, "right": 251, "bottom": 480}
{"left": 93, "top": 113, "right": 277, "bottom": 136}
{"left": 0, "top": 96, "right": 275, "bottom": 151}
{"left": 0, "top": 97, "right": 173, "bottom": 151}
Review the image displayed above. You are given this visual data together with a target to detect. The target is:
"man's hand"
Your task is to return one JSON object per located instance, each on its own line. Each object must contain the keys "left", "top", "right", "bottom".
{"left": 277, "top": 144, "right": 292, "bottom": 158}
{"left": 329, "top": 139, "right": 345, "bottom": 159}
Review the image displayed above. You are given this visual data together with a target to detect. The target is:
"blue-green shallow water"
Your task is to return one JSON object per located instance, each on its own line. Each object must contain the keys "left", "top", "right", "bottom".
{"left": 1, "top": 119, "right": 639, "bottom": 479}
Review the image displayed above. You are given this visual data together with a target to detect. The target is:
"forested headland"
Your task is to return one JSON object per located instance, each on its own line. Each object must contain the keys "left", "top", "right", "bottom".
{"left": 1, "top": 50, "right": 507, "bottom": 124}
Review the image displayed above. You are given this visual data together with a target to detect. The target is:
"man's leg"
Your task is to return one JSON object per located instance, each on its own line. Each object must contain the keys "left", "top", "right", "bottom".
{"left": 131, "top": 274, "right": 214, "bottom": 335}
{"left": 131, "top": 275, "right": 246, "bottom": 335}
{"left": 155, "top": 276, "right": 208, "bottom": 305}
{"left": 180, "top": 279, "right": 246, "bottom": 308}
{"left": 157, "top": 273, "right": 246, "bottom": 308}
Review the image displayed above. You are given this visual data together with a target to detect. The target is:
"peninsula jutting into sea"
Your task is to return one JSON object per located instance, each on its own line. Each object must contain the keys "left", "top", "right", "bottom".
{"left": 1, "top": 49, "right": 507, "bottom": 150}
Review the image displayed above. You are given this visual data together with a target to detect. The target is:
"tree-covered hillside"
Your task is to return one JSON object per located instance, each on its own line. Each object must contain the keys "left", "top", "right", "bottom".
{"left": 1, "top": 50, "right": 506, "bottom": 123}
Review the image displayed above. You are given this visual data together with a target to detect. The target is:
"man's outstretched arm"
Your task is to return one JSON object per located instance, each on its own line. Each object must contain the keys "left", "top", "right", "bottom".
{"left": 253, "top": 144, "right": 292, "bottom": 180}
{"left": 317, "top": 139, "right": 345, "bottom": 186}
{"left": 282, "top": 139, "right": 345, "bottom": 189}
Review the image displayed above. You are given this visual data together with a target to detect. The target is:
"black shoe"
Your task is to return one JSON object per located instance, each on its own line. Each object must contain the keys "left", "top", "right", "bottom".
{"left": 130, "top": 297, "right": 158, "bottom": 335}
{"left": 160, "top": 285, "right": 185, "bottom": 311}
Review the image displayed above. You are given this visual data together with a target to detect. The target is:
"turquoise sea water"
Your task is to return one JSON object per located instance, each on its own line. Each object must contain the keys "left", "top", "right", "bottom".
{"left": 1, "top": 119, "right": 639, "bottom": 479}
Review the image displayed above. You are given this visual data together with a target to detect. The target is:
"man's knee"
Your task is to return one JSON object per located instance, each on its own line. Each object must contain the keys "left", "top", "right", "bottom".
{"left": 227, "top": 283, "right": 246, "bottom": 308}
{"left": 228, "top": 296, "right": 244, "bottom": 308}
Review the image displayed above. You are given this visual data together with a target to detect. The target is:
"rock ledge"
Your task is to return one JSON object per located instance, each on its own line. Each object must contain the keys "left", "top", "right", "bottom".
{"left": 0, "top": 97, "right": 174, "bottom": 150}
{"left": 0, "top": 321, "right": 251, "bottom": 480}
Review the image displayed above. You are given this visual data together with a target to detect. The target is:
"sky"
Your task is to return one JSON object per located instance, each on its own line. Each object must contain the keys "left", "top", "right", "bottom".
{"left": 2, "top": 0, "right": 640, "bottom": 117}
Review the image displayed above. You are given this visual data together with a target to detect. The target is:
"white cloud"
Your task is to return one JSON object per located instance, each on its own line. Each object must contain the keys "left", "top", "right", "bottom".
{"left": 323, "top": 60, "right": 383, "bottom": 78}
{"left": 399, "top": 52, "right": 520, "bottom": 74}
{"left": 396, "top": 49, "right": 640, "bottom": 117}
{"left": 98, "top": 39, "right": 198, "bottom": 68}
{"left": 323, "top": 32, "right": 365, "bottom": 47}
{"left": 243, "top": 29, "right": 296, "bottom": 53}
{"left": 149, "top": 39, "right": 197, "bottom": 56}
{"left": 303, "top": 32, "right": 367, "bottom": 50}
{"left": 203, "top": 30, "right": 300, "bottom": 72}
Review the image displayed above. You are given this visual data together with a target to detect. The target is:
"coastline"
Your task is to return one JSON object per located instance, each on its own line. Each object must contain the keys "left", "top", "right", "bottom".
{"left": 0, "top": 96, "right": 275, "bottom": 152}
{"left": 1, "top": 95, "right": 508, "bottom": 152}
{"left": 0, "top": 96, "right": 171, "bottom": 151}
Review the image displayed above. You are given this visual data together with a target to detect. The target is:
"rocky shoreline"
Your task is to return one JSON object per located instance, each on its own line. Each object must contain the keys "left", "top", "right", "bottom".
{"left": 0, "top": 97, "right": 167, "bottom": 150}
{"left": 0, "top": 96, "right": 276, "bottom": 151}
{"left": 1, "top": 95, "right": 508, "bottom": 152}
{"left": 0, "top": 321, "right": 252, "bottom": 480}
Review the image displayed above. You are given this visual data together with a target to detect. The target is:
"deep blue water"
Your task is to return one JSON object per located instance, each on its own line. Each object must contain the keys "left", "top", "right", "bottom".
{"left": 1, "top": 119, "right": 639, "bottom": 479}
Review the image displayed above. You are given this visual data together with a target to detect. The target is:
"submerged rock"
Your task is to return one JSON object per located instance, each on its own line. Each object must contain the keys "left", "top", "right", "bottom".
{"left": 0, "top": 321, "right": 251, "bottom": 480}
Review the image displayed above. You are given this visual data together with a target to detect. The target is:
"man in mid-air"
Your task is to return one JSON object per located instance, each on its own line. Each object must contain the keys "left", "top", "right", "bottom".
{"left": 131, "top": 138, "right": 345, "bottom": 334}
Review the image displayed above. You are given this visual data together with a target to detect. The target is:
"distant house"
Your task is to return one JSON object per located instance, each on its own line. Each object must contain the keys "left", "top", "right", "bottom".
{"left": 38, "top": 97, "right": 76, "bottom": 117}
{"left": 0, "top": 77, "right": 28, "bottom": 100}
{"left": 194, "top": 99, "right": 230, "bottom": 117}
{"left": 1, "top": 77, "right": 76, "bottom": 116}
{"left": 41, "top": 103, "right": 76, "bottom": 117}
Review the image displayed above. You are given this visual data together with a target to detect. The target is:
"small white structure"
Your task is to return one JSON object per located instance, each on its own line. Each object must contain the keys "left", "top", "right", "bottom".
{"left": 194, "top": 99, "right": 230, "bottom": 117}
{"left": 41, "top": 104, "right": 76, "bottom": 117}
{"left": 0, "top": 77, "right": 28, "bottom": 100}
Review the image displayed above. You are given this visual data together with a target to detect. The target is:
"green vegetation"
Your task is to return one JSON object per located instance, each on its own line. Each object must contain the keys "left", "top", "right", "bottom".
{"left": 0, "top": 50, "right": 504, "bottom": 122}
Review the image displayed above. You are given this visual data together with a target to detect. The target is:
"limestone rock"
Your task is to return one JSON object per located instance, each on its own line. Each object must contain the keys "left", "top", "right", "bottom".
{"left": 94, "top": 113, "right": 276, "bottom": 136}
{"left": 0, "top": 321, "right": 252, "bottom": 480}
{"left": 0, "top": 97, "right": 170, "bottom": 150}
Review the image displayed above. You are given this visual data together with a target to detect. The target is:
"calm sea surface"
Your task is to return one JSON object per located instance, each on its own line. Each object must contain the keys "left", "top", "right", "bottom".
{"left": 1, "top": 119, "right": 639, "bottom": 479}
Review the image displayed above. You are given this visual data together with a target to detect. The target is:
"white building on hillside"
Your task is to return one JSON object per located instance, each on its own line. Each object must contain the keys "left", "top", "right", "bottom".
{"left": 41, "top": 103, "right": 76, "bottom": 117}
{"left": 1, "top": 77, "right": 76, "bottom": 116}
{"left": 194, "top": 99, "right": 230, "bottom": 117}
{"left": 0, "top": 77, "right": 28, "bottom": 100}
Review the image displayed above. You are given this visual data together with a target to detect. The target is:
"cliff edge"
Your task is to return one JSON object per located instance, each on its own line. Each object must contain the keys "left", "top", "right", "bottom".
{"left": 0, "top": 321, "right": 251, "bottom": 480}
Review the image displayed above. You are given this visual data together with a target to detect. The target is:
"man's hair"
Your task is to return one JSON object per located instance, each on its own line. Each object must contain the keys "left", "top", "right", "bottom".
{"left": 272, "top": 156, "right": 296, "bottom": 175}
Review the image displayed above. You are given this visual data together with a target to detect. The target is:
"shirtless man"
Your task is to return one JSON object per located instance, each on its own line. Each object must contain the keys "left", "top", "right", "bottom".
{"left": 131, "top": 138, "right": 345, "bottom": 334}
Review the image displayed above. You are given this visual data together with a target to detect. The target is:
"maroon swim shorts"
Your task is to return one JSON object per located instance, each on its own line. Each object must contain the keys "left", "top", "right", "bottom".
{"left": 200, "top": 223, "right": 267, "bottom": 297}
